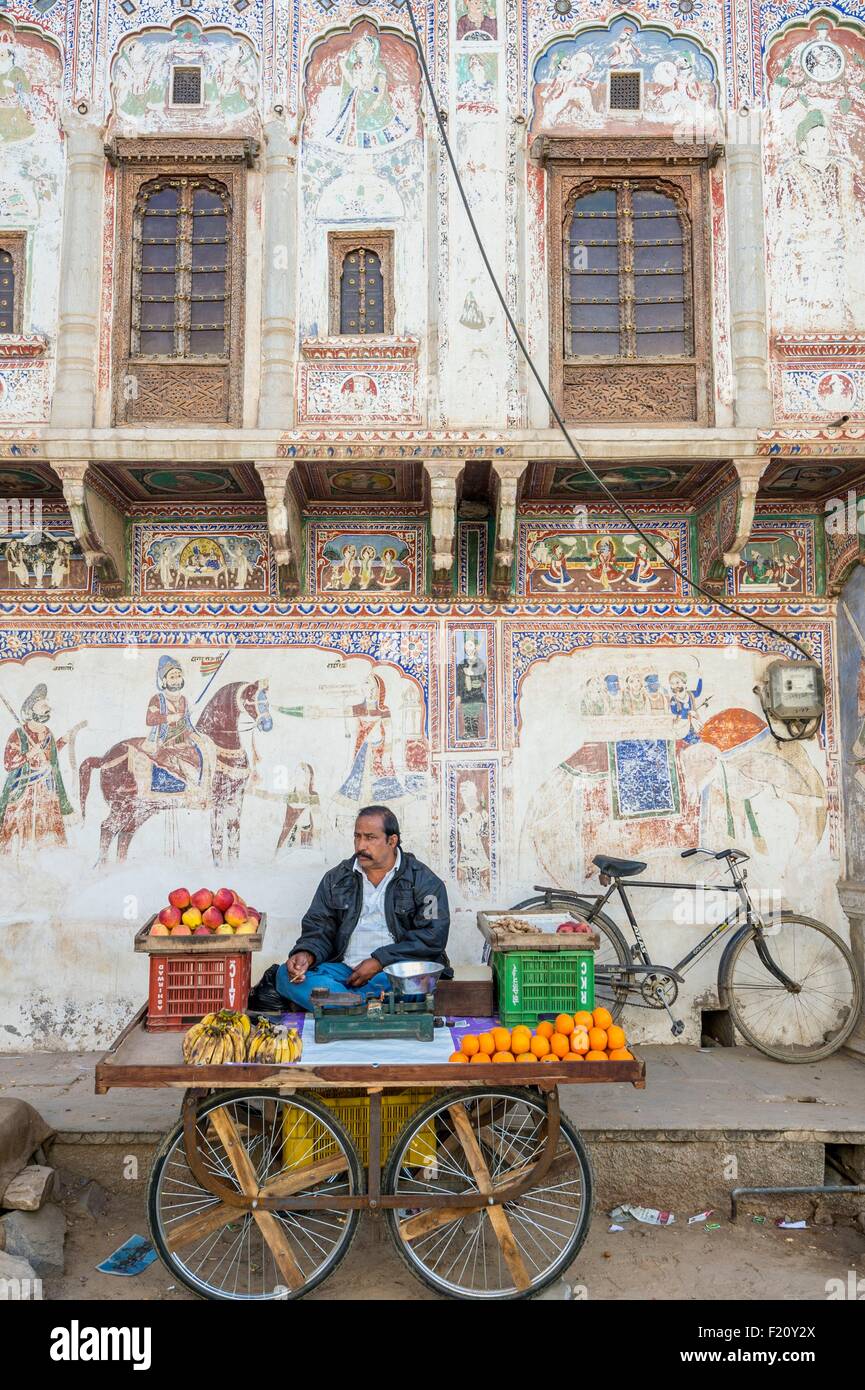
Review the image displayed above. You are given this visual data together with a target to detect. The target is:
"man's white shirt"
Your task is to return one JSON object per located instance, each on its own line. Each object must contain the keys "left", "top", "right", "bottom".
{"left": 342, "top": 848, "right": 401, "bottom": 969}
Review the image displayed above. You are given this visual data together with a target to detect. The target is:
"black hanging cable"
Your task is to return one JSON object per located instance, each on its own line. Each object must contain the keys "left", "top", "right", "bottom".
{"left": 401, "top": 0, "right": 812, "bottom": 662}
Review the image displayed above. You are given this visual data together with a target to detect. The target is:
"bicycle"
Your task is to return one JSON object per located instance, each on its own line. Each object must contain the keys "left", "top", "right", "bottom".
{"left": 512, "top": 846, "right": 863, "bottom": 1063}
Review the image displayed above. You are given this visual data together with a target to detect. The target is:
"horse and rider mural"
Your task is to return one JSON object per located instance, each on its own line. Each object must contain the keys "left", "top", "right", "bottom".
{"left": 79, "top": 655, "right": 272, "bottom": 865}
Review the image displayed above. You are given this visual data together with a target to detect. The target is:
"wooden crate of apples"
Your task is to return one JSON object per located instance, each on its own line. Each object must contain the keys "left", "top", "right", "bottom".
{"left": 134, "top": 886, "right": 266, "bottom": 954}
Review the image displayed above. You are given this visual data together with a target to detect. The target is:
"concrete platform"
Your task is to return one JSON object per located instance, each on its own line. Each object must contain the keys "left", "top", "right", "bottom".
{"left": 2, "top": 1044, "right": 863, "bottom": 1216}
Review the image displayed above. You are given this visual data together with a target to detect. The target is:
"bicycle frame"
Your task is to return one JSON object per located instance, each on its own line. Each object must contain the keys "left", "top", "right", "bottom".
{"left": 582, "top": 855, "right": 766, "bottom": 982}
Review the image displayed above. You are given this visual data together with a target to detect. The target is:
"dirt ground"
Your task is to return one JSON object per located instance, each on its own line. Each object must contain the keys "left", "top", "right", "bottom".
{"left": 43, "top": 1190, "right": 865, "bottom": 1302}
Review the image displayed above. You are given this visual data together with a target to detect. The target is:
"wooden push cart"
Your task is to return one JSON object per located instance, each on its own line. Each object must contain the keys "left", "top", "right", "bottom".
{"left": 95, "top": 1007, "right": 645, "bottom": 1301}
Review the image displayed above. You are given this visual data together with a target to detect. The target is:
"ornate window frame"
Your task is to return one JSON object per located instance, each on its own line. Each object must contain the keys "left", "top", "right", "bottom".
{"left": 0, "top": 231, "right": 26, "bottom": 336}
{"left": 107, "top": 136, "right": 256, "bottom": 426}
{"left": 328, "top": 229, "right": 395, "bottom": 337}
{"left": 535, "top": 135, "right": 720, "bottom": 426}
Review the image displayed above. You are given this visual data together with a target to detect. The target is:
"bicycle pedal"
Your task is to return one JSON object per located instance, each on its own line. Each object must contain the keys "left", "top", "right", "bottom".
{"left": 670, "top": 1019, "right": 685, "bottom": 1037}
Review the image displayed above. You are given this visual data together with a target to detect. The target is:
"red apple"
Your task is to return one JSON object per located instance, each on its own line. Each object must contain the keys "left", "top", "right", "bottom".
{"left": 202, "top": 906, "right": 224, "bottom": 929}
{"left": 168, "top": 887, "right": 191, "bottom": 910}
{"left": 158, "top": 905, "right": 182, "bottom": 928}
{"left": 172, "top": 922, "right": 192, "bottom": 936}
{"left": 213, "top": 887, "right": 235, "bottom": 913}
{"left": 150, "top": 921, "right": 170, "bottom": 937}
{"left": 182, "top": 906, "right": 203, "bottom": 928}
{"left": 224, "top": 903, "right": 246, "bottom": 928}
{"left": 556, "top": 922, "right": 578, "bottom": 934}
{"left": 193, "top": 923, "right": 212, "bottom": 936}
{"left": 191, "top": 888, "right": 213, "bottom": 912}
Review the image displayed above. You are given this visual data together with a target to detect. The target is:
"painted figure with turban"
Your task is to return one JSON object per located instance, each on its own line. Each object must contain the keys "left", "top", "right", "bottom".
{"left": 144, "top": 655, "right": 205, "bottom": 794}
{"left": 0, "top": 684, "right": 76, "bottom": 849}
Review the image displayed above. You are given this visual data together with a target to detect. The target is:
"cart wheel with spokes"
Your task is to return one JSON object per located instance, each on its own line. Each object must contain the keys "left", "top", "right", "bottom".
{"left": 383, "top": 1087, "right": 594, "bottom": 1300}
{"left": 147, "top": 1090, "right": 363, "bottom": 1301}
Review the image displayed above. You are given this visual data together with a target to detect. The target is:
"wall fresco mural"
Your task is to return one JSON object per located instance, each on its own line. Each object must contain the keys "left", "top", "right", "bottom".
{"left": 132, "top": 522, "right": 274, "bottom": 596}
{"left": 765, "top": 13, "right": 865, "bottom": 420}
{"left": 518, "top": 519, "right": 689, "bottom": 596}
{"left": 0, "top": 20, "right": 63, "bottom": 422}
{"left": 0, "top": 604, "right": 843, "bottom": 1051}
{"left": 110, "top": 20, "right": 259, "bottom": 134}
{"left": 298, "top": 19, "right": 426, "bottom": 424}
{"left": 531, "top": 16, "right": 720, "bottom": 137}
{"left": 306, "top": 520, "right": 425, "bottom": 596}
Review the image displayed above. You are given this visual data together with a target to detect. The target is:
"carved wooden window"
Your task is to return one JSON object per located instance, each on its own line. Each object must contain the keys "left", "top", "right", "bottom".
{"left": 328, "top": 230, "right": 394, "bottom": 336}
{"left": 565, "top": 182, "right": 693, "bottom": 359}
{"left": 0, "top": 233, "right": 25, "bottom": 335}
{"left": 132, "top": 177, "right": 229, "bottom": 359}
{"left": 541, "top": 137, "right": 714, "bottom": 425}
{"left": 110, "top": 138, "right": 251, "bottom": 426}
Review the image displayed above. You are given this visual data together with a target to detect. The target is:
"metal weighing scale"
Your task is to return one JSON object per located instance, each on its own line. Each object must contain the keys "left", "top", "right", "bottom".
{"left": 310, "top": 961, "right": 446, "bottom": 1044}
{"left": 310, "top": 987, "right": 436, "bottom": 1043}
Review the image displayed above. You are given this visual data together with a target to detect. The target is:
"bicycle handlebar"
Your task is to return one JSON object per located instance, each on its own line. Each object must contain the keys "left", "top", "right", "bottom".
{"left": 681, "top": 846, "right": 750, "bottom": 863}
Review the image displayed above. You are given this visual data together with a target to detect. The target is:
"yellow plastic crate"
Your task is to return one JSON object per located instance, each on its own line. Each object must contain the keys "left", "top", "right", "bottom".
{"left": 282, "top": 1089, "right": 436, "bottom": 1170}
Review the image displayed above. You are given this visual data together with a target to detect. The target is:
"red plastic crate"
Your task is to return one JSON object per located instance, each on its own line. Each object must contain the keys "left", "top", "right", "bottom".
{"left": 146, "top": 952, "right": 252, "bottom": 1031}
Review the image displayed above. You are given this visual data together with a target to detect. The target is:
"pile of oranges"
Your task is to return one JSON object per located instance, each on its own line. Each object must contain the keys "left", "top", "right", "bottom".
{"left": 448, "top": 1008, "right": 634, "bottom": 1064}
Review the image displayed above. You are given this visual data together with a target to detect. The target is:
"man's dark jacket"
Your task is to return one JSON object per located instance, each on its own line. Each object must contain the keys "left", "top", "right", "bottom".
{"left": 291, "top": 850, "right": 452, "bottom": 977}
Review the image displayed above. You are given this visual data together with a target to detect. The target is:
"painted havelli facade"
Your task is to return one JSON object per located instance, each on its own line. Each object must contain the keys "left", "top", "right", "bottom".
{"left": 0, "top": 0, "right": 865, "bottom": 1050}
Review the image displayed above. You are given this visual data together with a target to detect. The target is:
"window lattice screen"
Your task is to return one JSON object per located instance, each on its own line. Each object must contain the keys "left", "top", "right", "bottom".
{"left": 172, "top": 66, "right": 202, "bottom": 105}
{"left": 609, "top": 71, "right": 641, "bottom": 110}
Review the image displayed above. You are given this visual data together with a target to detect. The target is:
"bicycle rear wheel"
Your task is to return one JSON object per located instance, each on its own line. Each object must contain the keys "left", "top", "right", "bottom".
{"left": 721, "top": 912, "right": 862, "bottom": 1062}
{"left": 509, "top": 893, "right": 631, "bottom": 1022}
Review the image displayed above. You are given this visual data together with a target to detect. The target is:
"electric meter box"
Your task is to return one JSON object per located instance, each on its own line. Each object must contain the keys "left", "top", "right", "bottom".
{"left": 764, "top": 660, "right": 824, "bottom": 721}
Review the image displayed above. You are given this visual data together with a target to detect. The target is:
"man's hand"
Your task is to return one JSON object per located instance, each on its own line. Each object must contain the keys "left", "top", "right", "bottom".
{"left": 285, "top": 951, "right": 314, "bottom": 983}
{"left": 347, "top": 957, "right": 383, "bottom": 988}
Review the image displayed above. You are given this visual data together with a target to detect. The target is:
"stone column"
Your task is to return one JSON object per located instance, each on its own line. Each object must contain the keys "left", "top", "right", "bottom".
{"left": 50, "top": 113, "right": 105, "bottom": 428}
{"left": 837, "top": 882, "right": 865, "bottom": 1059}
{"left": 423, "top": 460, "right": 463, "bottom": 598}
{"left": 491, "top": 459, "right": 528, "bottom": 600}
{"left": 257, "top": 119, "right": 298, "bottom": 429}
{"left": 726, "top": 111, "right": 773, "bottom": 428}
{"left": 255, "top": 460, "right": 302, "bottom": 595}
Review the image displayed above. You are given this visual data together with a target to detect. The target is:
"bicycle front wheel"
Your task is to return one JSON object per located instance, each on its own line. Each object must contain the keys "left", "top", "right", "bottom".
{"left": 721, "top": 912, "right": 863, "bottom": 1063}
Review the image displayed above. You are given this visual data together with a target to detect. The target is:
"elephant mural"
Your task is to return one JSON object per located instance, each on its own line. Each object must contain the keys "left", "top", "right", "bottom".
{"left": 522, "top": 699, "right": 826, "bottom": 889}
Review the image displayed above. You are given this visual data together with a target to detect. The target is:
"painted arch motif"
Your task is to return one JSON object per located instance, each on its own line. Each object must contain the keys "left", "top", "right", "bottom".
{"left": 530, "top": 14, "right": 720, "bottom": 138}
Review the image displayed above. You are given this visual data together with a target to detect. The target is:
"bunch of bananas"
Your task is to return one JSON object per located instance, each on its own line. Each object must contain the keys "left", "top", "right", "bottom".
{"left": 183, "top": 1010, "right": 251, "bottom": 1065}
{"left": 247, "top": 1018, "right": 303, "bottom": 1064}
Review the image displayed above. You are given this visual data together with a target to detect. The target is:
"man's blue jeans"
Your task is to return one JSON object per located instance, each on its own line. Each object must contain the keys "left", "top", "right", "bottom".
{"left": 275, "top": 959, "right": 392, "bottom": 1012}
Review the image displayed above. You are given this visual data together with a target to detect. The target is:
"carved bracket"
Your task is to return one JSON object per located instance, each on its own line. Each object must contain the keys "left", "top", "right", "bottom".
{"left": 255, "top": 461, "right": 302, "bottom": 596}
{"left": 722, "top": 458, "right": 768, "bottom": 567}
{"left": 491, "top": 460, "right": 528, "bottom": 599}
{"left": 49, "top": 461, "right": 119, "bottom": 588}
{"left": 423, "top": 461, "right": 463, "bottom": 597}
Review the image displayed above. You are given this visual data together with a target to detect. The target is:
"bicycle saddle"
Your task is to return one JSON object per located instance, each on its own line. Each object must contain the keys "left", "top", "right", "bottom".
{"left": 593, "top": 854, "right": 647, "bottom": 878}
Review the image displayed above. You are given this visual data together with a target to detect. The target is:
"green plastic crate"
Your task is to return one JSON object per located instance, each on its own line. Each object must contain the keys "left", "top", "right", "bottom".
{"left": 493, "top": 950, "right": 595, "bottom": 1028}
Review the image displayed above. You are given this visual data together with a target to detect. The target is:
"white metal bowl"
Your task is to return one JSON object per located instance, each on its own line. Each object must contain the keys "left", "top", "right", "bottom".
{"left": 383, "top": 960, "right": 445, "bottom": 997}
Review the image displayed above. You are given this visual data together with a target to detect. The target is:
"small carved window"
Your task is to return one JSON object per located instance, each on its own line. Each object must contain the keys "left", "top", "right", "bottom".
{"left": 0, "top": 250, "right": 15, "bottom": 333}
{"left": 172, "top": 66, "right": 202, "bottom": 105}
{"left": 565, "top": 181, "right": 692, "bottom": 359}
{"left": 340, "top": 248, "right": 383, "bottom": 334}
{"left": 609, "top": 71, "right": 641, "bottom": 111}
{"left": 132, "top": 176, "right": 229, "bottom": 359}
{"left": 0, "top": 233, "right": 25, "bottom": 334}
{"left": 328, "top": 230, "right": 394, "bottom": 336}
